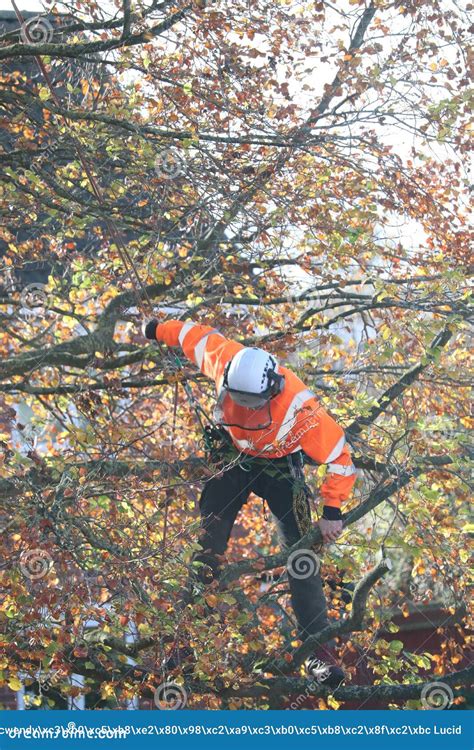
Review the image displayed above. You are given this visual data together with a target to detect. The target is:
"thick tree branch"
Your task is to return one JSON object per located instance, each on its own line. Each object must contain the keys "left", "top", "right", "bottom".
{"left": 11, "top": 638, "right": 472, "bottom": 704}
{"left": 197, "top": 667, "right": 473, "bottom": 702}
{"left": 0, "top": 6, "right": 192, "bottom": 61}
{"left": 282, "top": 558, "right": 392, "bottom": 672}
{"left": 347, "top": 325, "right": 454, "bottom": 437}
{"left": 218, "top": 458, "right": 453, "bottom": 588}
{"left": 298, "top": 2, "right": 376, "bottom": 129}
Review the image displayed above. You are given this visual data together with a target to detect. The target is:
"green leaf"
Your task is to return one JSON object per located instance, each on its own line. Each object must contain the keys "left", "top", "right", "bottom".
{"left": 388, "top": 640, "right": 404, "bottom": 654}
{"left": 221, "top": 594, "right": 236, "bottom": 605}
{"left": 38, "top": 86, "right": 50, "bottom": 101}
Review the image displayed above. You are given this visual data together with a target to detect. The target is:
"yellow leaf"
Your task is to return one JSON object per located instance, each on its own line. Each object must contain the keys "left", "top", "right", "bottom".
{"left": 8, "top": 677, "right": 22, "bottom": 691}
{"left": 100, "top": 682, "right": 115, "bottom": 699}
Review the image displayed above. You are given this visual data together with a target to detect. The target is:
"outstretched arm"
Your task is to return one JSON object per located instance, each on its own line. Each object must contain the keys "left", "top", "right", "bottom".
{"left": 144, "top": 318, "right": 243, "bottom": 386}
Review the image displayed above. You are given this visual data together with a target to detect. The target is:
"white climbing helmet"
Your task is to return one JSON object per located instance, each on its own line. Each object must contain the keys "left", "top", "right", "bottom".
{"left": 223, "top": 348, "right": 284, "bottom": 408}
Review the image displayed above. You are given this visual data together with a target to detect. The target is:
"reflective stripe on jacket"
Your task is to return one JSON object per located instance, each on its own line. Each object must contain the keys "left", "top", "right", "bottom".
{"left": 154, "top": 319, "right": 356, "bottom": 509}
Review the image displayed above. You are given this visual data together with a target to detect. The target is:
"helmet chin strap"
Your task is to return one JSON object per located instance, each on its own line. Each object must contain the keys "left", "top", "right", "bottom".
{"left": 216, "top": 364, "right": 285, "bottom": 431}
{"left": 214, "top": 389, "right": 274, "bottom": 431}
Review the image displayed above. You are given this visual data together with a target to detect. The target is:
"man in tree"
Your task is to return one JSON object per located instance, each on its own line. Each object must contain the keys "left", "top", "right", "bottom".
{"left": 144, "top": 317, "right": 357, "bottom": 687}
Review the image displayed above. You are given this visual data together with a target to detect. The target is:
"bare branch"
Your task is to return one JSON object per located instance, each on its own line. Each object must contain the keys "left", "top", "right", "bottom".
{"left": 347, "top": 325, "right": 454, "bottom": 437}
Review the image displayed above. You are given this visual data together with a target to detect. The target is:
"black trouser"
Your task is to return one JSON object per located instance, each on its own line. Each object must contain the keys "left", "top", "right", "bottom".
{"left": 191, "top": 455, "right": 329, "bottom": 640}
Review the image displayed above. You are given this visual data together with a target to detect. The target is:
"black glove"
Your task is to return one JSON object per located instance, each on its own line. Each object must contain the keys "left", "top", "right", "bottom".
{"left": 143, "top": 319, "right": 158, "bottom": 340}
{"left": 322, "top": 505, "right": 342, "bottom": 521}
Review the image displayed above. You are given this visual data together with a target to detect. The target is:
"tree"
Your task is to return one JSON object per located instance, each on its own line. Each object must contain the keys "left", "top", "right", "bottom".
{"left": 0, "top": 0, "right": 471, "bottom": 709}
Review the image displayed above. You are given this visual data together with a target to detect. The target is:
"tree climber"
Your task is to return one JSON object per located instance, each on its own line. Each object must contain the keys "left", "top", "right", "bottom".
{"left": 143, "top": 318, "right": 357, "bottom": 687}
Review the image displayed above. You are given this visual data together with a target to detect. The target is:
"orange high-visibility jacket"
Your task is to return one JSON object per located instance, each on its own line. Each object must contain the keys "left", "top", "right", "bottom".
{"left": 152, "top": 319, "right": 356, "bottom": 509}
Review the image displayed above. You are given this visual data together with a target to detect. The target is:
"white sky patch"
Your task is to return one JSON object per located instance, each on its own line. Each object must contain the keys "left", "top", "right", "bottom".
{"left": 0, "top": 0, "right": 43, "bottom": 9}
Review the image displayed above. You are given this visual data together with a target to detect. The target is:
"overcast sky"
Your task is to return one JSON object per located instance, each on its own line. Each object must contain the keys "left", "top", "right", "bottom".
{"left": 1, "top": 0, "right": 43, "bottom": 9}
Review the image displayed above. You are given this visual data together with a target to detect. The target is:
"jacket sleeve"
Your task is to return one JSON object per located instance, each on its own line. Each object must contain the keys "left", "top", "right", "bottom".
{"left": 299, "top": 406, "right": 356, "bottom": 512}
{"left": 152, "top": 319, "right": 243, "bottom": 387}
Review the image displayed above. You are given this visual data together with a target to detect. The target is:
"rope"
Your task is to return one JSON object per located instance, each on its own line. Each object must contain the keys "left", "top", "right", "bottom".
{"left": 172, "top": 354, "right": 215, "bottom": 440}
{"left": 161, "top": 381, "right": 179, "bottom": 565}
